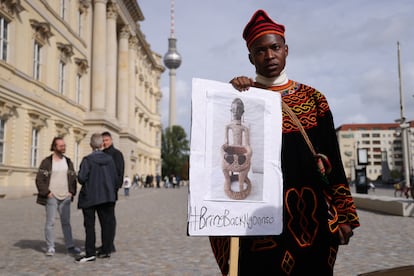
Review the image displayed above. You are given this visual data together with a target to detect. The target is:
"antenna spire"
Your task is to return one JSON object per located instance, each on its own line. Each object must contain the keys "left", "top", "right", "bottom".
{"left": 170, "top": 0, "right": 175, "bottom": 38}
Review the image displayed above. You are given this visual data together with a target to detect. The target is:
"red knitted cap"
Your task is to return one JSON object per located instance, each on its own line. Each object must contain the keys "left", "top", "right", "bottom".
{"left": 243, "top": 10, "right": 285, "bottom": 48}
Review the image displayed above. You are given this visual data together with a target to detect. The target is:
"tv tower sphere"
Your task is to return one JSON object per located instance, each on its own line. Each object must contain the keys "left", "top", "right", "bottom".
{"left": 164, "top": 37, "right": 182, "bottom": 69}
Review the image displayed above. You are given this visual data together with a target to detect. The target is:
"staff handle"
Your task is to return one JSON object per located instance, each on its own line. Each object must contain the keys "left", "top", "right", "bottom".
{"left": 229, "top": 237, "right": 239, "bottom": 276}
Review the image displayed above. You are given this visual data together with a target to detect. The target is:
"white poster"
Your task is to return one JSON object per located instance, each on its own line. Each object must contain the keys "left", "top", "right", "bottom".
{"left": 188, "top": 78, "right": 283, "bottom": 236}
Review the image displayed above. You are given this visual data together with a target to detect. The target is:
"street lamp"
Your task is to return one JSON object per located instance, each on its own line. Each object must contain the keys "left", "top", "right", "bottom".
{"left": 396, "top": 41, "right": 411, "bottom": 188}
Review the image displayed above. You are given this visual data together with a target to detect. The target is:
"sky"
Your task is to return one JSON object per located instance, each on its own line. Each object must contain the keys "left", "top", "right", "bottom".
{"left": 138, "top": 1, "right": 414, "bottom": 136}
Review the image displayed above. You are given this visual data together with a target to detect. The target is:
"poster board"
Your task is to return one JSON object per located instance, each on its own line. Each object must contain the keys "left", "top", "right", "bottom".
{"left": 188, "top": 78, "right": 283, "bottom": 236}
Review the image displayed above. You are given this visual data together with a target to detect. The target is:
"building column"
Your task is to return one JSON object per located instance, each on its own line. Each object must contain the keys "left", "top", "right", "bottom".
{"left": 117, "top": 25, "right": 129, "bottom": 127}
{"left": 91, "top": 0, "right": 107, "bottom": 111}
{"left": 105, "top": 3, "right": 117, "bottom": 118}
{"left": 128, "top": 36, "right": 138, "bottom": 131}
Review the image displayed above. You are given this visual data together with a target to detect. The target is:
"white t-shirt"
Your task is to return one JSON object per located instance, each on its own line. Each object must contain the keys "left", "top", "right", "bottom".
{"left": 49, "top": 157, "right": 69, "bottom": 200}
{"left": 123, "top": 177, "right": 132, "bottom": 188}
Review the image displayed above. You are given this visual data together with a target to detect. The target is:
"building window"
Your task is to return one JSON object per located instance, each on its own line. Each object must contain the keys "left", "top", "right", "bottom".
{"left": 33, "top": 41, "right": 42, "bottom": 80}
{"left": 58, "top": 60, "right": 65, "bottom": 94}
{"left": 156, "top": 100, "right": 160, "bottom": 114}
{"left": 76, "top": 74, "right": 81, "bottom": 104}
{"left": 361, "top": 133, "right": 370, "bottom": 138}
{"left": 156, "top": 130, "right": 160, "bottom": 147}
{"left": 0, "top": 119, "right": 4, "bottom": 163}
{"left": 60, "top": 0, "right": 66, "bottom": 19}
{"left": 74, "top": 141, "right": 80, "bottom": 170}
{"left": 0, "top": 16, "right": 8, "bottom": 61}
{"left": 30, "top": 128, "right": 39, "bottom": 167}
{"left": 77, "top": 9, "right": 82, "bottom": 36}
{"left": 341, "top": 133, "right": 353, "bottom": 138}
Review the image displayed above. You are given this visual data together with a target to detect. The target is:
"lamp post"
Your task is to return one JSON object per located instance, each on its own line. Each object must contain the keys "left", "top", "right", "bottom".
{"left": 397, "top": 41, "right": 411, "bottom": 189}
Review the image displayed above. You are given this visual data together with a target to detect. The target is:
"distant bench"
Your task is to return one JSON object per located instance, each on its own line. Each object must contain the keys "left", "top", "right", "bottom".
{"left": 353, "top": 194, "right": 414, "bottom": 217}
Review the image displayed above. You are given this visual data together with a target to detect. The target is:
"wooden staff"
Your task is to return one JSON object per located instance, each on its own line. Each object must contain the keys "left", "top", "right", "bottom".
{"left": 229, "top": 237, "right": 240, "bottom": 276}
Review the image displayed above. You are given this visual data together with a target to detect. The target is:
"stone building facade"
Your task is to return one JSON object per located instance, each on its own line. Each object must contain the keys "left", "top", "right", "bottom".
{"left": 0, "top": 0, "right": 164, "bottom": 198}
{"left": 336, "top": 122, "right": 414, "bottom": 182}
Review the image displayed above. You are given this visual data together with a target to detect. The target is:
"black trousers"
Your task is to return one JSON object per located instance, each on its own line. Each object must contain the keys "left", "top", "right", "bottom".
{"left": 108, "top": 202, "right": 116, "bottom": 253}
{"left": 82, "top": 202, "right": 115, "bottom": 257}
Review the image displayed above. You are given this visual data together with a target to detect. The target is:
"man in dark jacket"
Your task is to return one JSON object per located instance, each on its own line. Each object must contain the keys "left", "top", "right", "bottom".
{"left": 102, "top": 131, "right": 124, "bottom": 253}
{"left": 35, "top": 137, "right": 80, "bottom": 257}
{"left": 76, "top": 133, "right": 118, "bottom": 263}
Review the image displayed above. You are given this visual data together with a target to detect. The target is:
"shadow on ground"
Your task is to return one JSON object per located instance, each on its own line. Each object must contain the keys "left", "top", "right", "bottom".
{"left": 14, "top": 238, "right": 84, "bottom": 254}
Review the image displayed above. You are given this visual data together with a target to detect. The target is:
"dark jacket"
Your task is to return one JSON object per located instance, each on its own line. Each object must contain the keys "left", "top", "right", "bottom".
{"left": 103, "top": 145, "right": 124, "bottom": 190}
{"left": 35, "top": 155, "right": 77, "bottom": 205}
{"left": 77, "top": 150, "right": 117, "bottom": 209}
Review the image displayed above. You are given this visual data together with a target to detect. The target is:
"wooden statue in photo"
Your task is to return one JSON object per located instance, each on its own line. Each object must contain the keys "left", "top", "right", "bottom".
{"left": 222, "top": 98, "right": 252, "bottom": 200}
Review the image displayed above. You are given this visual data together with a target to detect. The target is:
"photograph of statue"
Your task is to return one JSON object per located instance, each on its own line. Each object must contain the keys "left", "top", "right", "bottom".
{"left": 222, "top": 98, "right": 252, "bottom": 200}
{"left": 189, "top": 78, "right": 283, "bottom": 236}
{"left": 206, "top": 91, "right": 265, "bottom": 202}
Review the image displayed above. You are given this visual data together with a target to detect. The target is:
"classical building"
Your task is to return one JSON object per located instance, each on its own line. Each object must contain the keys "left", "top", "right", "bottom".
{"left": 336, "top": 122, "right": 414, "bottom": 182}
{"left": 0, "top": 0, "right": 164, "bottom": 198}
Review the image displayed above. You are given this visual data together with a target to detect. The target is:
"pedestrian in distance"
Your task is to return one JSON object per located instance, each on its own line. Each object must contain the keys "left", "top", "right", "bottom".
{"left": 76, "top": 133, "right": 118, "bottom": 263}
{"left": 133, "top": 173, "right": 140, "bottom": 189}
{"left": 145, "top": 174, "right": 151, "bottom": 188}
{"left": 35, "top": 137, "right": 81, "bottom": 257}
{"left": 164, "top": 175, "right": 170, "bottom": 188}
{"left": 123, "top": 175, "right": 132, "bottom": 196}
{"left": 101, "top": 131, "right": 125, "bottom": 253}
{"left": 156, "top": 173, "right": 161, "bottom": 188}
{"left": 209, "top": 9, "right": 360, "bottom": 276}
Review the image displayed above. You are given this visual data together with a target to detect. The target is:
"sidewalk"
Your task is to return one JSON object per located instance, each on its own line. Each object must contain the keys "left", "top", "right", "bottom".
{"left": 0, "top": 187, "right": 413, "bottom": 275}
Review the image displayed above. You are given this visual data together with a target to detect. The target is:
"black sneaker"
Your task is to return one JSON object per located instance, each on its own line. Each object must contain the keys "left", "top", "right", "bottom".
{"left": 75, "top": 255, "right": 96, "bottom": 263}
{"left": 67, "top": 246, "right": 81, "bottom": 256}
{"left": 96, "top": 246, "right": 116, "bottom": 253}
{"left": 97, "top": 252, "right": 111, "bottom": 259}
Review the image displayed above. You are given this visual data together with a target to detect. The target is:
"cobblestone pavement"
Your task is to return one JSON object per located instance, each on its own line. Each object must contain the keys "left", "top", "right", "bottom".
{"left": 0, "top": 186, "right": 413, "bottom": 276}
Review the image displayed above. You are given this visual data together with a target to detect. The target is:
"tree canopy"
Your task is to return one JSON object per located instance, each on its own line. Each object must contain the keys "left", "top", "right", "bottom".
{"left": 161, "top": 125, "right": 190, "bottom": 180}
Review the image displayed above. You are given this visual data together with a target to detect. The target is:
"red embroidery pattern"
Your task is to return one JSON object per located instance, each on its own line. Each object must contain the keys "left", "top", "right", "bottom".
{"left": 323, "top": 190, "right": 339, "bottom": 234}
{"left": 209, "top": 237, "right": 230, "bottom": 275}
{"left": 281, "top": 250, "right": 295, "bottom": 275}
{"left": 331, "top": 184, "right": 360, "bottom": 227}
{"left": 328, "top": 246, "right": 338, "bottom": 269}
{"left": 250, "top": 237, "right": 278, "bottom": 252}
{"left": 266, "top": 81, "right": 330, "bottom": 133}
{"left": 285, "top": 187, "right": 319, "bottom": 247}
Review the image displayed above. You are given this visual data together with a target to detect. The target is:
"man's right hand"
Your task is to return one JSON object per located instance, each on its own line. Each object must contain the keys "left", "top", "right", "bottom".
{"left": 230, "top": 76, "right": 254, "bottom": 91}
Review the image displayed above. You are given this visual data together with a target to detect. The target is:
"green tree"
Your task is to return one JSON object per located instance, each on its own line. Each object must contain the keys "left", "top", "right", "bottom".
{"left": 161, "top": 125, "right": 190, "bottom": 180}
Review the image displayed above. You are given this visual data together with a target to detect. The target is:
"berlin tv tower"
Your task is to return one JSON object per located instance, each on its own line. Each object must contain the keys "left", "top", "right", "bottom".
{"left": 163, "top": 0, "right": 182, "bottom": 128}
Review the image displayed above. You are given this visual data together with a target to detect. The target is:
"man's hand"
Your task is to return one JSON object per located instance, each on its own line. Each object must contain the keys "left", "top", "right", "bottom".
{"left": 230, "top": 76, "right": 254, "bottom": 91}
{"left": 47, "top": 192, "right": 53, "bottom": 199}
{"left": 338, "top": 224, "right": 354, "bottom": 245}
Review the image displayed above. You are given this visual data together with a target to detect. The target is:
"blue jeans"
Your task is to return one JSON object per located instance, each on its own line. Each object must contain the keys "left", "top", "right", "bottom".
{"left": 45, "top": 196, "right": 75, "bottom": 250}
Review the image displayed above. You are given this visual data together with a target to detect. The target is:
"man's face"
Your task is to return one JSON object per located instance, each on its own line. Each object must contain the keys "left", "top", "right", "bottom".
{"left": 102, "top": 135, "right": 113, "bottom": 149}
{"left": 54, "top": 139, "right": 66, "bottom": 155}
{"left": 248, "top": 34, "right": 288, "bottom": 78}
